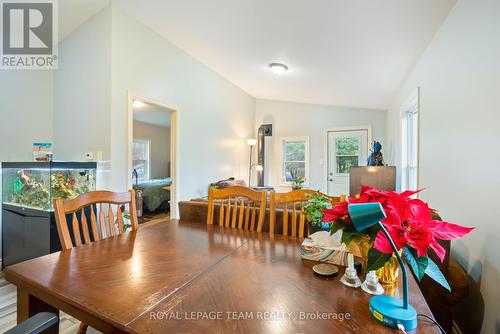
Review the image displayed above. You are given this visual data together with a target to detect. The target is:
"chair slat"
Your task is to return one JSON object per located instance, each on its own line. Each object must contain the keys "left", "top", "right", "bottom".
{"left": 53, "top": 198, "right": 73, "bottom": 250}
{"left": 244, "top": 203, "right": 250, "bottom": 230}
{"left": 99, "top": 204, "right": 107, "bottom": 239}
{"left": 256, "top": 191, "right": 266, "bottom": 232}
{"left": 80, "top": 208, "right": 91, "bottom": 244}
{"left": 117, "top": 205, "right": 124, "bottom": 233}
{"left": 225, "top": 199, "right": 231, "bottom": 227}
{"left": 231, "top": 198, "right": 238, "bottom": 228}
{"left": 206, "top": 189, "right": 214, "bottom": 225}
{"left": 90, "top": 205, "right": 100, "bottom": 241}
{"left": 283, "top": 204, "right": 289, "bottom": 236}
{"left": 291, "top": 203, "right": 297, "bottom": 237}
{"left": 72, "top": 213, "right": 82, "bottom": 247}
{"left": 218, "top": 200, "right": 225, "bottom": 226}
{"left": 299, "top": 203, "right": 305, "bottom": 239}
{"left": 250, "top": 204, "right": 256, "bottom": 231}
{"left": 107, "top": 204, "right": 115, "bottom": 237}
{"left": 269, "top": 192, "right": 276, "bottom": 235}
{"left": 238, "top": 200, "right": 244, "bottom": 229}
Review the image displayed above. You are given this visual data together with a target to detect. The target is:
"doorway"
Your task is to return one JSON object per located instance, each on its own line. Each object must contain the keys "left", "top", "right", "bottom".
{"left": 326, "top": 127, "right": 371, "bottom": 196}
{"left": 127, "top": 92, "right": 177, "bottom": 220}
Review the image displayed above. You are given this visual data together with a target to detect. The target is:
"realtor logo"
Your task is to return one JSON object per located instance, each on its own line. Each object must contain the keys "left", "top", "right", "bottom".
{"left": 1, "top": 0, "right": 58, "bottom": 69}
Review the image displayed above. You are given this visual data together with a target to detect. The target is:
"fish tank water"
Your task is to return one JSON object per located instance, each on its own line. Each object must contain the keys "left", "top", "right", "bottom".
{"left": 2, "top": 162, "right": 97, "bottom": 211}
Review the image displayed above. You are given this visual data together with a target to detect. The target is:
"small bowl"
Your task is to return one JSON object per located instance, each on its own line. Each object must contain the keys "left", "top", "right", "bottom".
{"left": 312, "top": 263, "right": 339, "bottom": 276}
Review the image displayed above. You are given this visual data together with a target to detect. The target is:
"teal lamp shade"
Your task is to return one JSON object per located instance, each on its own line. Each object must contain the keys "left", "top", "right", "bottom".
{"left": 348, "top": 203, "right": 386, "bottom": 231}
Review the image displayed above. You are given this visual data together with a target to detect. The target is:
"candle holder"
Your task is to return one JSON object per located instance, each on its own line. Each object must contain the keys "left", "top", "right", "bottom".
{"left": 361, "top": 270, "right": 384, "bottom": 295}
{"left": 340, "top": 253, "right": 361, "bottom": 288}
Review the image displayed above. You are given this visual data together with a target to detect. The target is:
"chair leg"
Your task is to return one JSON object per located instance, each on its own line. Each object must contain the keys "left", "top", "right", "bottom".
{"left": 77, "top": 323, "right": 88, "bottom": 334}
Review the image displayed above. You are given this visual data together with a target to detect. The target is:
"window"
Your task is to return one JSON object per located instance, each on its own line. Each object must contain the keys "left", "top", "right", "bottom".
{"left": 132, "top": 139, "right": 150, "bottom": 181}
{"left": 335, "top": 137, "right": 360, "bottom": 173}
{"left": 281, "top": 137, "right": 309, "bottom": 184}
{"left": 401, "top": 90, "right": 419, "bottom": 191}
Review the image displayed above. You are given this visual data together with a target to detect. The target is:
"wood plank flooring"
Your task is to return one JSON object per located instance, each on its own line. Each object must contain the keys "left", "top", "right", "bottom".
{"left": 0, "top": 272, "right": 100, "bottom": 334}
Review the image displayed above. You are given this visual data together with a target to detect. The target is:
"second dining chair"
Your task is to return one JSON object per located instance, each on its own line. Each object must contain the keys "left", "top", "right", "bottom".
{"left": 206, "top": 186, "right": 267, "bottom": 232}
{"left": 269, "top": 189, "right": 342, "bottom": 238}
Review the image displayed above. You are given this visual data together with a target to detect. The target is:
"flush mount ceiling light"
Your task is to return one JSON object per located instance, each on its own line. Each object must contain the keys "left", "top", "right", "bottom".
{"left": 133, "top": 100, "right": 146, "bottom": 108}
{"left": 269, "top": 62, "right": 288, "bottom": 75}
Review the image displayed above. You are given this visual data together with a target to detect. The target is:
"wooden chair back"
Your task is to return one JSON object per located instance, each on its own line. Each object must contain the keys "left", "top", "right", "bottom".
{"left": 269, "top": 189, "right": 343, "bottom": 238}
{"left": 53, "top": 190, "right": 139, "bottom": 250}
{"left": 206, "top": 186, "right": 267, "bottom": 232}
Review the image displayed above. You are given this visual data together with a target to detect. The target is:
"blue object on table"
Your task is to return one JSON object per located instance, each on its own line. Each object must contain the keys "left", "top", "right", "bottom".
{"left": 348, "top": 202, "right": 418, "bottom": 331}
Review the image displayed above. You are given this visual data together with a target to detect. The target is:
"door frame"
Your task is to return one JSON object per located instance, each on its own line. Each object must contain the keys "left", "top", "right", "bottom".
{"left": 127, "top": 90, "right": 179, "bottom": 218}
{"left": 323, "top": 126, "right": 372, "bottom": 195}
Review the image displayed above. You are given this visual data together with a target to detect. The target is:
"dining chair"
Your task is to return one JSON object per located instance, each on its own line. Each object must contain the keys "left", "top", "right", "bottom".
{"left": 269, "top": 189, "right": 343, "bottom": 238}
{"left": 206, "top": 186, "right": 267, "bottom": 232}
{"left": 53, "top": 190, "right": 139, "bottom": 250}
{"left": 53, "top": 190, "right": 139, "bottom": 333}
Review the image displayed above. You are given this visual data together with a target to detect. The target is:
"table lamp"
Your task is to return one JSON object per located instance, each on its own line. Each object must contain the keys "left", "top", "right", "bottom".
{"left": 348, "top": 202, "right": 417, "bottom": 330}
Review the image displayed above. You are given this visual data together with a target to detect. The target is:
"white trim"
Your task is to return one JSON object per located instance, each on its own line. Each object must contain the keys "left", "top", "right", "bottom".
{"left": 323, "top": 125, "right": 372, "bottom": 194}
{"left": 279, "top": 136, "right": 310, "bottom": 187}
{"left": 127, "top": 90, "right": 179, "bottom": 218}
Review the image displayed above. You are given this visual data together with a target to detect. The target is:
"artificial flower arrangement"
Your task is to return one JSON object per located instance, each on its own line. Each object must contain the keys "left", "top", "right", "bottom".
{"left": 320, "top": 186, "right": 474, "bottom": 291}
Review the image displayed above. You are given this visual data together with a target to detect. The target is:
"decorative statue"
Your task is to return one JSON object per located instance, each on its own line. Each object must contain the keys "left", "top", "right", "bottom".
{"left": 367, "top": 141, "right": 384, "bottom": 166}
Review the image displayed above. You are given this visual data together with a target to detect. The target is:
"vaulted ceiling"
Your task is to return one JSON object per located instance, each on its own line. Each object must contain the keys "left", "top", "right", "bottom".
{"left": 63, "top": 0, "right": 456, "bottom": 110}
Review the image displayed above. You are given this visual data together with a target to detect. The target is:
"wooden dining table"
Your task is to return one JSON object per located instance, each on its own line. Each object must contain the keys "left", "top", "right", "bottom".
{"left": 5, "top": 220, "right": 440, "bottom": 333}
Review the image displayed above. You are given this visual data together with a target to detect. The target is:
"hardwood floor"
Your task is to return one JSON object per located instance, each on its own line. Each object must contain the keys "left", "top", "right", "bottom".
{"left": 0, "top": 272, "right": 100, "bottom": 334}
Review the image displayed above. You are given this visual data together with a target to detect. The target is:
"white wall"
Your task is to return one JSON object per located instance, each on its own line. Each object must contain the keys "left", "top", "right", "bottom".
{"left": 133, "top": 121, "right": 170, "bottom": 179}
{"left": 0, "top": 70, "right": 53, "bottom": 257}
{"left": 255, "top": 99, "right": 386, "bottom": 192}
{"left": 110, "top": 5, "right": 256, "bottom": 201}
{"left": 54, "top": 6, "right": 111, "bottom": 162}
{"left": 386, "top": 0, "right": 499, "bottom": 332}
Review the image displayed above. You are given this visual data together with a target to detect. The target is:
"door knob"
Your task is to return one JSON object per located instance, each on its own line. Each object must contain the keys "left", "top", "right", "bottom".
{"left": 329, "top": 178, "right": 333, "bottom": 182}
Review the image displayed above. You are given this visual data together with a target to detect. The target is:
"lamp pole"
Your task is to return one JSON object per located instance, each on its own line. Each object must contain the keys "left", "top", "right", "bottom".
{"left": 246, "top": 139, "right": 257, "bottom": 187}
{"left": 377, "top": 222, "right": 409, "bottom": 309}
{"left": 248, "top": 145, "right": 253, "bottom": 186}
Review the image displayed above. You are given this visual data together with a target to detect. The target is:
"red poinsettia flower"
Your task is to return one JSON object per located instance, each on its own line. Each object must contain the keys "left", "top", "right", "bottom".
{"left": 323, "top": 201, "right": 350, "bottom": 223}
{"left": 323, "top": 185, "right": 474, "bottom": 262}
{"left": 373, "top": 197, "right": 474, "bottom": 261}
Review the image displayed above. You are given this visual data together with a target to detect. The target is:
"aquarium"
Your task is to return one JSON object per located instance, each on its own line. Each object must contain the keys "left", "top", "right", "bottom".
{"left": 2, "top": 162, "right": 97, "bottom": 211}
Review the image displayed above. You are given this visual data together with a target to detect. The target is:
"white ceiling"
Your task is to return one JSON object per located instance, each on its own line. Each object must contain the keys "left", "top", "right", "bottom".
{"left": 59, "top": 0, "right": 110, "bottom": 41}
{"left": 133, "top": 102, "right": 171, "bottom": 128}
{"left": 114, "top": 0, "right": 456, "bottom": 110}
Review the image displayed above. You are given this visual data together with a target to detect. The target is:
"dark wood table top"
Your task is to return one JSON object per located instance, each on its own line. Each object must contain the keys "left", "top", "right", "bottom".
{"left": 5, "top": 220, "right": 440, "bottom": 333}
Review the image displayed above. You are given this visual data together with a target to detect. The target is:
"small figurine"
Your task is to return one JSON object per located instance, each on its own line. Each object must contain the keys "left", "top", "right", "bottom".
{"left": 367, "top": 141, "right": 384, "bottom": 166}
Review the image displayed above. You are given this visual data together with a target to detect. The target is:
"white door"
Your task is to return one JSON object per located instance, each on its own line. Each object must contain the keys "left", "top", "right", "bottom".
{"left": 327, "top": 129, "right": 369, "bottom": 196}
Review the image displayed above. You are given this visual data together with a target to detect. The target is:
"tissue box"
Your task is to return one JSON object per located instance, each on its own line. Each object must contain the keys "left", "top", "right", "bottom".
{"left": 301, "top": 231, "right": 349, "bottom": 266}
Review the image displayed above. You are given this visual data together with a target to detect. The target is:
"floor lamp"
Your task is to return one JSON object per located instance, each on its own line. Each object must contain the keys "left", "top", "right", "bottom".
{"left": 246, "top": 139, "right": 257, "bottom": 186}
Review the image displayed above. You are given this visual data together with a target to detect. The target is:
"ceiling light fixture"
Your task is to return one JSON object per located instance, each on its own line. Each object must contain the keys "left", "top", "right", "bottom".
{"left": 269, "top": 62, "right": 288, "bottom": 75}
{"left": 133, "top": 100, "right": 146, "bottom": 108}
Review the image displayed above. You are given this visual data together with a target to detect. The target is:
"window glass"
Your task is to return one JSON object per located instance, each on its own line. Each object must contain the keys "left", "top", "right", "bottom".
{"left": 133, "top": 139, "right": 150, "bottom": 180}
{"left": 402, "top": 91, "right": 419, "bottom": 191}
{"left": 282, "top": 139, "right": 308, "bottom": 183}
{"left": 335, "top": 137, "right": 360, "bottom": 173}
